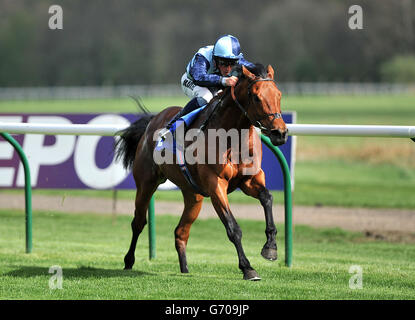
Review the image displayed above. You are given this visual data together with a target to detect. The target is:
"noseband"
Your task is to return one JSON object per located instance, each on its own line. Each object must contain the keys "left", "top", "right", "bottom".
{"left": 230, "top": 78, "right": 282, "bottom": 133}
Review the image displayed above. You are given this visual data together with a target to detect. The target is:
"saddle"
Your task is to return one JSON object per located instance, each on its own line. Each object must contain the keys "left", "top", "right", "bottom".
{"left": 155, "top": 98, "right": 221, "bottom": 197}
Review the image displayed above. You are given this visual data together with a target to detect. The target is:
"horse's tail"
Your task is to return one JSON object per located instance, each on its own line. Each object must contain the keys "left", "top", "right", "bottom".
{"left": 115, "top": 97, "right": 154, "bottom": 170}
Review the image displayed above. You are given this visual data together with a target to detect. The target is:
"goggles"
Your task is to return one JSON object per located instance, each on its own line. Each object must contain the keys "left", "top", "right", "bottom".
{"left": 217, "top": 59, "right": 237, "bottom": 67}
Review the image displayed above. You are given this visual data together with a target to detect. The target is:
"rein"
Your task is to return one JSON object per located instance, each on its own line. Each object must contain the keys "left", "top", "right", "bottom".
{"left": 230, "top": 78, "right": 282, "bottom": 133}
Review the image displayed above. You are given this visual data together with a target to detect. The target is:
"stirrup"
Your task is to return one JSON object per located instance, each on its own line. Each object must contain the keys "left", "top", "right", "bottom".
{"left": 158, "top": 127, "right": 170, "bottom": 139}
{"left": 159, "top": 116, "right": 178, "bottom": 139}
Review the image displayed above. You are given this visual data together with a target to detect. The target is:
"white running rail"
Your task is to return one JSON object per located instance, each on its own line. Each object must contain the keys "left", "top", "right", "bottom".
{"left": 0, "top": 122, "right": 414, "bottom": 139}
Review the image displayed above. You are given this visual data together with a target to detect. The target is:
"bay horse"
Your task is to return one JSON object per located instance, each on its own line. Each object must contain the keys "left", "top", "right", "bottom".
{"left": 115, "top": 64, "right": 288, "bottom": 280}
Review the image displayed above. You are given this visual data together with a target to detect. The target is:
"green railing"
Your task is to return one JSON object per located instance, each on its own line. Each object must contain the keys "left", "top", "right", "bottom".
{"left": 0, "top": 132, "right": 32, "bottom": 253}
{"left": 260, "top": 134, "right": 293, "bottom": 268}
{"left": 148, "top": 196, "right": 156, "bottom": 259}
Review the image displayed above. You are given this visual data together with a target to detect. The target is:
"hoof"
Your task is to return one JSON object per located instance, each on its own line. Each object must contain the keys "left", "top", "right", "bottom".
{"left": 124, "top": 257, "right": 134, "bottom": 270}
{"left": 124, "top": 262, "right": 134, "bottom": 270}
{"left": 261, "top": 247, "right": 278, "bottom": 261}
{"left": 243, "top": 269, "right": 261, "bottom": 281}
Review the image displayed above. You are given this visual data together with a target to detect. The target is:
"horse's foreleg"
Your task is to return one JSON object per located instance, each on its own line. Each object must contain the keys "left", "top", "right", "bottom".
{"left": 210, "top": 180, "right": 260, "bottom": 281}
{"left": 258, "top": 188, "right": 278, "bottom": 261}
{"left": 240, "top": 172, "right": 278, "bottom": 261}
{"left": 174, "top": 192, "right": 204, "bottom": 273}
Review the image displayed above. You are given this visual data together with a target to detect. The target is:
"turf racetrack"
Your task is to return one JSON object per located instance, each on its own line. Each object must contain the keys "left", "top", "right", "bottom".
{"left": 0, "top": 94, "right": 414, "bottom": 299}
{"left": 1, "top": 208, "right": 415, "bottom": 300}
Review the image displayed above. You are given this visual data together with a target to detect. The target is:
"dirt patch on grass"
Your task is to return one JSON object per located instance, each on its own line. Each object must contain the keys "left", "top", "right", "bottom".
{"left": 1, "top": 193, "right": 414, "bottom": 242}
{"left": 362, "top": 230, "right": 415, "bottom": 243}
{"left": 297, "top": 139, "right": 415, "bottom": 167}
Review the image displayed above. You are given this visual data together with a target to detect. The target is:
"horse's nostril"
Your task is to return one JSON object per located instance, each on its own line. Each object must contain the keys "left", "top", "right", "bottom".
{"left": 280, "top": 128, "right": 288, "bottom": 137}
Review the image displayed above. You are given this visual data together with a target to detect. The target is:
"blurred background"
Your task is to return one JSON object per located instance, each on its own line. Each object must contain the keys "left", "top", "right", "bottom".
{"left": 0, "top": 0, "right": 414, "bottom": 87}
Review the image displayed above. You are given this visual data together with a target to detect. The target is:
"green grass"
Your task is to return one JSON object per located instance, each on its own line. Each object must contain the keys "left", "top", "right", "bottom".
{"left": 1, "top": 209, "right": 414, "bottom": 300}
{"left": 0, "top": 95, "right": 413, "bottom": 124}
{"left": 284, "top": 95, "right": 415, "bottom": 125}
{"left": 293, "top": 160, "right": 415, "bottom": 208}
{"left": 0, "top": 96, "right": 188, "bottom": 114}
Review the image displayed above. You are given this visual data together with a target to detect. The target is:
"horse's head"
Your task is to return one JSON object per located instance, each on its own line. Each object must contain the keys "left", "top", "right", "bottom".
{"left": 232, "top": 64, "right": 288, "bottom": 146}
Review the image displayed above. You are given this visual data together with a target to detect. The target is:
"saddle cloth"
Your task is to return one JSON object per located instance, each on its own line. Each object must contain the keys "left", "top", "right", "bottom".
{"left": 155, "top": 104, "right": 206, "bottom": 154}
{"left": 154, "top": 105, "right": 209, "bottom": 197}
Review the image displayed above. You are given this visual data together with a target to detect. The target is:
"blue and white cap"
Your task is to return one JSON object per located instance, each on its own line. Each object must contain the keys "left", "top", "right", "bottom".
{"left": 213, "top": 35, "right": 242, "bottom": 60}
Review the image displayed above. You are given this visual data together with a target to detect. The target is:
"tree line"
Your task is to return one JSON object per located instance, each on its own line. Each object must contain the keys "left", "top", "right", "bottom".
{"left": 0, "top": 0, "right": 414, "bottom": 87}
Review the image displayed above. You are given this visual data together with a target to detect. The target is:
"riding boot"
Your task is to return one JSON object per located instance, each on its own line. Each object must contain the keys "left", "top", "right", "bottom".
{"left": 159, "top": 97, "right": 207, "bottom": 139}
{"left": 166, "top": 97, "right": 205, "bottom": 130}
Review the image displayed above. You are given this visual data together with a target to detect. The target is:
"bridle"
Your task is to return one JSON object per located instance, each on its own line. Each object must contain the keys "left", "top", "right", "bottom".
{"left": 230, "top": 78, "right": 282, "bottom": 133}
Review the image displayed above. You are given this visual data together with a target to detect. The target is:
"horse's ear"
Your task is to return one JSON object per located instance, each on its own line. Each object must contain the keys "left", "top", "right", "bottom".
{"left": 242, "top": 66, "right": 256, "bottom": 81}
{"left": 266, "top": 65, "right": 275, "bottom": 80}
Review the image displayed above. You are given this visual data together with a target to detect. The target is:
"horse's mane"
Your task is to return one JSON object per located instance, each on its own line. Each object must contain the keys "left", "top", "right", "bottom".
{"left": 231, "top": 63, "right": 268, "bottom": 79}
{"left": 212, "top": 63, "right": 268, "bottom": 106}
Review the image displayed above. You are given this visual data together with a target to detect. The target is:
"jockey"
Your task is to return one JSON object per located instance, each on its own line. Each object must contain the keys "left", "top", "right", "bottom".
{"left": 162, "top": 34, "right": 255, "bottom": 133}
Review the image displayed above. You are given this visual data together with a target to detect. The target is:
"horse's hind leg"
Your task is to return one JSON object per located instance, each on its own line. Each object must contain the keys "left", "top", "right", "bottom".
{"left": 240, "top": 171, "right": 278, "bottom": 261}
{"left": 124, "top": 179, "right": 159, "bottom": 270}
{"left": 174, "top": 191, "right": 204, "bottom": 273}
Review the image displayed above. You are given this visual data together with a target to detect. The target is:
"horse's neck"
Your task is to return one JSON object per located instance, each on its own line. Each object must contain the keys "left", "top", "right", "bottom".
{"left": 200, "top": 92, "right": 259, "bottom": 164}
{"left": 213, "top": 93, "right": 251, "bottom": 131}
{"left": 203, "top": 92, "right": 256, "bottom": 152}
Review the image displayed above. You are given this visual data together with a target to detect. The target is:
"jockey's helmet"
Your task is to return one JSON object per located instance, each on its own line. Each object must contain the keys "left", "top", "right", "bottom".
{"left": 213, "top": 35, "right": 242, "bottom": 61}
